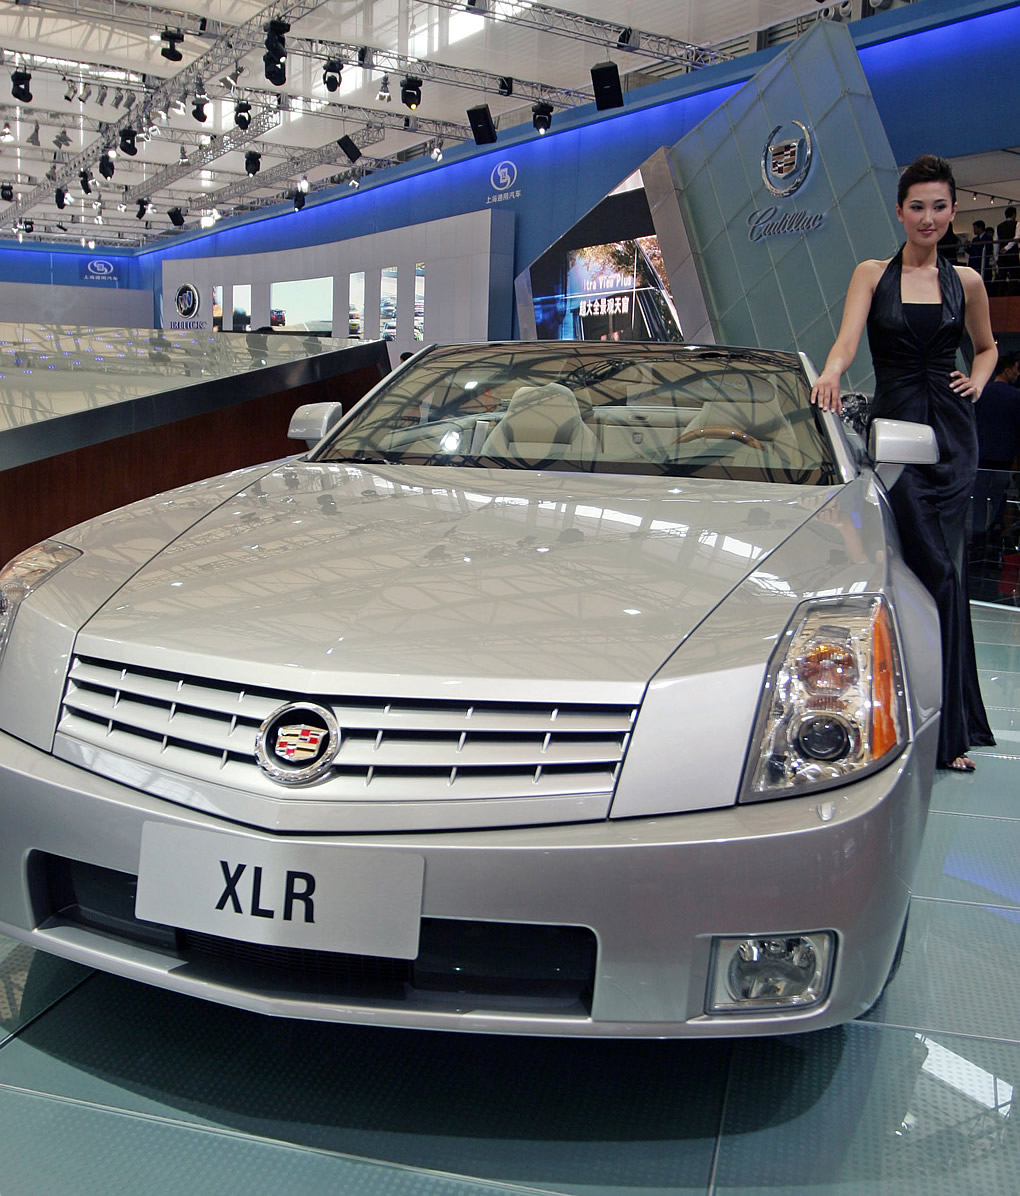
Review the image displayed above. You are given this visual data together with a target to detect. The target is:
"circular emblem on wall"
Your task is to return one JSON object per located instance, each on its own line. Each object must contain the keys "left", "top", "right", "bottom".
{"left": 761, "top": 122, "right": 814, "bottom": 197}
{"left": 490, "top": 160, "right": 518, "bottom": 191}
{"left": 254, "top": 702, "right": 342, "bottom": 785}
{"left": 174, "top": 283, "right": 201, "bottom": 319}
{"left": 87, "top": 258, "right": 114, "bottom": 275}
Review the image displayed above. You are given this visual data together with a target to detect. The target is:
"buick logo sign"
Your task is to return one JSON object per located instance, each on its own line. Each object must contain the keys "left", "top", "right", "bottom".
{"left": 87, "top": 258, "right": 114, "bottom": 275}
{"left": 490, "top": 160, "right": 517, "bottom": 191}
{"left": 761, "top": 122, "right": 813, "bottom": 197}
{"left": 174, "top": 283, "right": 201, "bottom": 319}
{"left": 255, "top": 702, "right": 341, "bottom": 785}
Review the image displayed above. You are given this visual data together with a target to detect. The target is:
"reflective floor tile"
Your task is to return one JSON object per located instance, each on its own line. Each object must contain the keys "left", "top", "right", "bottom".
{"left": 912, "top": 813, "right": 1020, "bottom": 906}
{"left": 0, "top": 938, "right": 92, "bottom": 1042}
{"left": 971, "top": 619, "right": 1020, "bottom": 646}
{"left": 0, "top": 972, "right": 726, "bottom": 1195}
{"left": 861, "top": 897, "right": 1020, "bottom": 1043}
{"left": 975, "top": 642, "right": 1020, "bottom": 672}
{"left": 976, "top": 669, "right": 1020, "bottom": 711}
{"left": 929, "top": 755, "right": 1020, "bottom": 819}
{"left": 713, "top": 1022, "right": 1020, "bottom": 1194}
{"left": 0, "top": 1087, "right": 522, "bottom": 1196}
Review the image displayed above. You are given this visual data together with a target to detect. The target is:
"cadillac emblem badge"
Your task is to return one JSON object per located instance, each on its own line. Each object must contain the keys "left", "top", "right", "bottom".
{"left": 255, "top": 702, "right": 341, "bottom": 785}
{"left": 761, "top": 121, "right": 813, "bottom": 197}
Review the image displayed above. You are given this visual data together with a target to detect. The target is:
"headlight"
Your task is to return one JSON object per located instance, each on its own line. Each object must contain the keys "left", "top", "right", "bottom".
{"left": 0, "top": 540, "right": 81, "bottom": 666}
{"left": 741, "top": 595, "right": 907, "bottom": 801}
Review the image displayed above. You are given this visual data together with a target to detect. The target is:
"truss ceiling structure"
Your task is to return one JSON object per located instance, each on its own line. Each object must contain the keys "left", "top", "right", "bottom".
{"left": 0, "top": 1, "right": 901, "bottom": 247}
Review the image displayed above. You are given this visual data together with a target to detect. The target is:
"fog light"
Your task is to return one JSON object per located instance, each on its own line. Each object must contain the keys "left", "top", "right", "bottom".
{"left": 708, "top": 932, "right": 834, "bottom": 1013}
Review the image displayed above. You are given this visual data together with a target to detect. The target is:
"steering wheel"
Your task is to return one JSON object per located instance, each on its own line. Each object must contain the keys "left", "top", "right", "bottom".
{"left": 675, "top": 424, "right": 763, "bottom": 450}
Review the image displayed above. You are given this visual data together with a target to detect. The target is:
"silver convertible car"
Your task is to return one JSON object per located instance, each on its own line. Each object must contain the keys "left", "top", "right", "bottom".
{"left": 0, "top": 341, "right": 942, "bottom": 1037}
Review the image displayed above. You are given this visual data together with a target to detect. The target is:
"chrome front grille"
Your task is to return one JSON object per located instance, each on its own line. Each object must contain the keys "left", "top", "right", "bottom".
{"left": 58, "top": 656, "right": 637, "bottom": 807}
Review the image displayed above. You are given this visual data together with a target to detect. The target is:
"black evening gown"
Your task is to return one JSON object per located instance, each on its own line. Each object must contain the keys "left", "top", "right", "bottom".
{"left": 867, "top": 246, "right": 995, "bottom": 763}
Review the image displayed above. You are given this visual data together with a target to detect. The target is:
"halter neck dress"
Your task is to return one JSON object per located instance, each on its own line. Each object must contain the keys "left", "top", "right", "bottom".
{"left": 867, "top": 246, "right": 994, "bottom": 763}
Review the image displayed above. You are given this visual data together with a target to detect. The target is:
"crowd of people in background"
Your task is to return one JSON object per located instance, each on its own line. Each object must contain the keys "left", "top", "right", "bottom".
{"left": 940, "top": 205, "right": 1020, "bottom": 293}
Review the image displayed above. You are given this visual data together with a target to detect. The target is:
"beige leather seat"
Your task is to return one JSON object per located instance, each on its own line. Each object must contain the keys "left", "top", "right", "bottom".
{"left": 670, "top": 381, "right": 804, "bottom": 470}
{"left": 480, "top": 383, "right": 599, "bottom": 466}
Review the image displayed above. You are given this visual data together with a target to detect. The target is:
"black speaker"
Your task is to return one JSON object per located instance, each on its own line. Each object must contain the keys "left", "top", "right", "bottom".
{"left": 590, "top": 61, "right": 623, "bottom": 110}
{"left": 467, "top": 104, "right": 498, "bottom": 145}
{"left": 337, "top": 135, "right": 361, "bottom": 163}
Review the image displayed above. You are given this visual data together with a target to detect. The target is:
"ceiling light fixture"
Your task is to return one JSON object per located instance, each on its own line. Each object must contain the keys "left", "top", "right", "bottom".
{"left": 532, "top": 101, "right": 553, "bottom": 134}
{"left": 119, "top": 127, "right": 137, "bottom": 156}
{"left": 96, "top": 85, "right": 107, "bottom": 106}
{"left": 53, "top": 128, "right": 72, "bottom": 148}
{"left": 376, "top": 75, "right": 392, "bottom": 102}
{"left": 160, "top": 29, "right": 184, "bottom": 61}
{"left": 298, "top": 176, "right": 309, "bottom": 192}
{"left": 323, "top": 59, "right": 342, "bottom": 92}
{"left": 244, "top": 149, "right": 261, "bottom": 175}
{"left": 123, "top": 91, "right": 135, "bottom": 109}
{"left": 263, "top": 19, "right": 289, "bottom": 86}
{"left": 192, "top": 97, "right": 207, "bottom": 122}
{"left": 79, "top": 169, "right": 92, "bottom": 195}
{"left": 168, "top": 206, "right": 185, "bottom": 227}
{"left": 64, "top": 79, "right": 77, "bottom": 102}
{"left": 430, "top": 139, "right": 444, "bottom": 161}
{"left": 0, "top": 182, "right": 13, "bottom": 202}
{"left": 400, "top": 76, "right": 422, "bottom": 110}
{"left": 26, "top": 122, "right": 40, "bottom": 146}
{"left": 55, "top": 186, "right": 68, "bottom": 209}
{"left": 98, "top": 152, "right": 115, "bottom": 179}
{"left": 79, "top": 84, "right": 92, "bottom": 103}
{"left": 178, "top": 145, "right": 189, "bottom": 164}
{"left": 497, "top": 76, "right": 513, "bottom": 96}
{"left": 234, "top": 100, "right": 251, "bottom": 130}
{"left": 11, "top": 69, "right": 32, "bottom": 104}
{"left": 111, "top": 89, "right": 124, "bottom": 109}
{"left": 136, "top": 197, "right": 150, "bottom": 219}
{"left": 0, "top": 122, "right": 12, "bottom": 143}
{"left": 293, "top": 190, "right": 305, "bottom": 211}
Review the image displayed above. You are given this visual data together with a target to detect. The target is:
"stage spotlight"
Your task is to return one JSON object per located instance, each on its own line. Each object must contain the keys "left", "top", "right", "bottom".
{"left": 179, "top": 145, "right": 189, "bottom": 164}
{"left": 263, "top": 19, "right": 289, "bottom": 86}
{"left": 467, "top": 104, "right": 497, "bottom": 145}
{"left": 79, "top": 84, "right": 92, "bottom": 103}
{"left": 0, "top": 123, "right": 11, "bottom": 143}
{"left": 26, "top": 122, "right": 40, "bottom": 146}
{"left": 323, "top": 60, "right": 342, "bottom": 92}
{"left": 64, "top": 79, "right": 77, "bottom": 102}
{"left": 136, "top": 198, "right": 149, "bottom": 219}
{"left": 11, "top": 70, "right": 32, "bottom": 104}
{"left": 244, "top": 150, "right": 261, "bottom": 175}
{"left": 168, "top": 207, "right": 185, "bottom": 227}
{"left": 160, "top": 29, "right": 184, "bottom": 62}
{"left": 55, "top": 186, "right": 68, "bottom": 209}
{"left": 123, "top": 91, "right": 135, "bottom": 109}
{"left": 23, "top": 220, "right": 32, "bottom": 233}
{"left": 401, "top": 76, "right": 422, "bottom": 110}
{"left": 98, "top": 152, "right": 115, "bottom": 179}
{"left": 590, "top": 60, "right": 624, "bottom": 110}
{"left": 53, "top": 128, "right": 72, "bottom": 148}
{"left": 0, "top": 183, "right": 13, "bottom": 202}
{"left": 119, "top": 127, "right": 138, "bottom": 156}
{"left": 293, "top": 190, "right": 305, "bottom": 211}
{"left": 337, "top": 134, "right": 361, "bottom": 163}
{"left": 532, "top": 102, "right": 553, "bottom": 134}
{"left": 96, "top": 86, "right": 107, "bottom": 106}
{"left": 617, "top": 27, "right": 639, "bottom": 50}
{"left": 430, "top": 139, "right": 444, "bottom": 161}
{"left": 192, "top": 97, "right": 207, "bottom": 122}
{"left": 376, "top": 75, "right": 392, "bottom": 102}
{"left": 80, "top": 170, "right": 92, "bottom": 195}
{"left": 234, "top": 100, "right": 251, "bottom": 130}
{"left": 497, "top": 76, "right": 513, "bottom": 97}
{"left": 112, "top": 89, "right": 124, "bottom": 109}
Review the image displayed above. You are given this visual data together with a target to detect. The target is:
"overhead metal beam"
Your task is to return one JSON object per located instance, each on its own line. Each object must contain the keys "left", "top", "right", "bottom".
{"left": 423, "top": 0, "right": 725, "bottom": 68}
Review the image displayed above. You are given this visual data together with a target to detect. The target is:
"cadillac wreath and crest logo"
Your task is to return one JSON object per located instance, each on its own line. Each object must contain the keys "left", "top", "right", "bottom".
{"left": 255, "top": 702, "right": 341, "bottom": 785}
{"left": 761, "top": 121, "right": 813, "bottom": 197}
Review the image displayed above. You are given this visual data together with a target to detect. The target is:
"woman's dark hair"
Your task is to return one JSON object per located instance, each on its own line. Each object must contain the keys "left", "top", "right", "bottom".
{"left": 897, "top": 154, "right": 956, "bottom": 207}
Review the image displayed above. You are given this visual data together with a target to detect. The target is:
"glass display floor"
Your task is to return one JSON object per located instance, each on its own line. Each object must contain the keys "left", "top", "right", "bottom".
{"left": 1, "top": 603, "right": 1017, "bottom": 1195}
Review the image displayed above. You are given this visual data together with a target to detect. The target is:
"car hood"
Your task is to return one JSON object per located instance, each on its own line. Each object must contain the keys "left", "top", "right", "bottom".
{"left": 78, "top": 461, "right": 839, "bottom": 697}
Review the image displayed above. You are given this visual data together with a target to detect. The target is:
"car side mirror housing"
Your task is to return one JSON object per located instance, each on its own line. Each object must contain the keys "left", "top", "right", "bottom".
{"left": 869, "top": 417, "right": 939, "bottom": 488}
{"left": 288, "top": 402, "right": 345, "bottom": 450}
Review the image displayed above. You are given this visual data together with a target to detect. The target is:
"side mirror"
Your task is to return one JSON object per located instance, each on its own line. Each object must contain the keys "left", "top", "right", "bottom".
{"left": 869, "top": 417, "right": 939, "bottom": 488}
{"left": 288, "top": 401, "right": 344, "bottom": 450}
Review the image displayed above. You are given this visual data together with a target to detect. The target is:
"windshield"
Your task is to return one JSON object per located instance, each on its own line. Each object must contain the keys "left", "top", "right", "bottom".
{"left": 316, "top": 343, "right": 838, "bottom": 484}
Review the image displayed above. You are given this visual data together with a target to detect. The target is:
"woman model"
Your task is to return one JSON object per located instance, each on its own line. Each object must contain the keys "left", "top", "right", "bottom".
{"left": 811, "top": 154, "right": 998, "bottom": 772}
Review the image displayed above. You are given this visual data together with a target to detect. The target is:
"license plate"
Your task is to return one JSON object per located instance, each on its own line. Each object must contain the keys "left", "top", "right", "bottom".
{"left": 135, "top": 823, "right": 424, "bottom": 958}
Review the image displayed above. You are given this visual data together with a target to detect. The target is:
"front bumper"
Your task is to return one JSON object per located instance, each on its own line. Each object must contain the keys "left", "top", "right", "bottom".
{"left": 0, "top": 722, "right": 936, "bottom": 1037}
